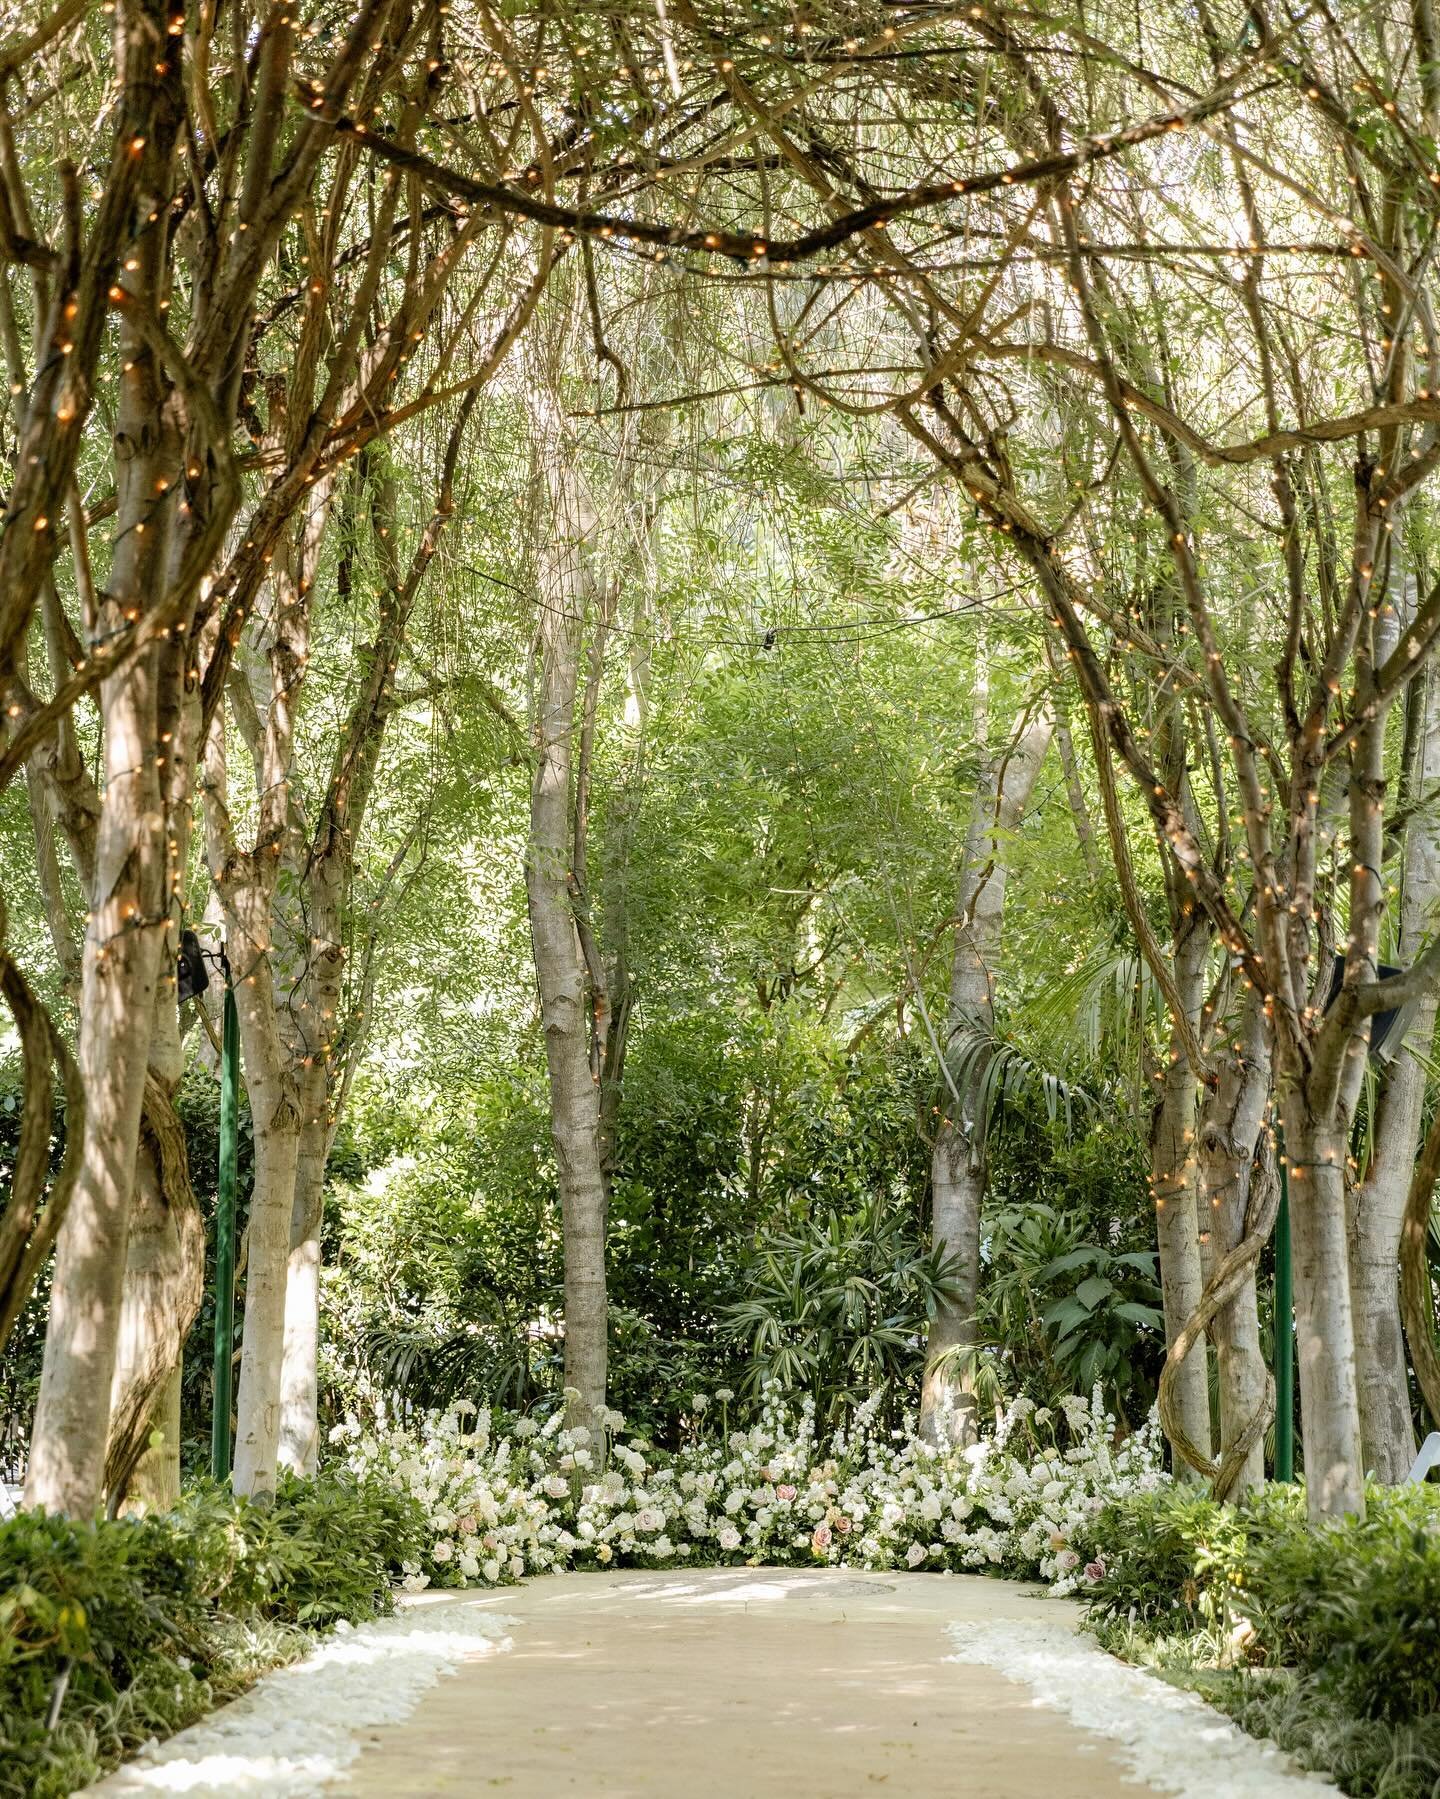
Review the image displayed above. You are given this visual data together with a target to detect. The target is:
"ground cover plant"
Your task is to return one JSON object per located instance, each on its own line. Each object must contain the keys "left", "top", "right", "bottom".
{"left": 0, "top": 1473, "right": 425, "bottom": 1799}
{"left": 1082, "top": 1483, "right": 1440, "bottom": 1799}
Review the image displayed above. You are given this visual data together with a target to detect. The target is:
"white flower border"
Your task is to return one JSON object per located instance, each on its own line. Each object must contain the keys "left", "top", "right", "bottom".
{"left": 337, "top": 1385, "right": 1163, "bottom": 1595}
{"left": 85, "top": 1603, "right": 511, "bottom": 1797}
{"left": 946, "top": 1618, "right": 1336, "bottom": 1798}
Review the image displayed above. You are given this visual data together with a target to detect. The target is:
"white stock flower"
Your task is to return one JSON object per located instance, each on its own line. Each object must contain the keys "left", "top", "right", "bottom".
{"left": 347, "top": 1390, "right": 1163, "bottom": 1594}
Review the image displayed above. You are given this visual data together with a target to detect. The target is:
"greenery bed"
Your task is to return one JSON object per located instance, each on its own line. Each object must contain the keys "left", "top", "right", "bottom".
{"left": 0, "top": 1473, "right": 425, "bottom": 1799}
{"left": 1084, "top": 1483, "right": 1440, "bottom": 1799}
{"left": 8, "top": 1452, "right": 1440, "bottom": 1799}
{"left": 8, "top": 1385, "right": 1440, "bottom": 1799}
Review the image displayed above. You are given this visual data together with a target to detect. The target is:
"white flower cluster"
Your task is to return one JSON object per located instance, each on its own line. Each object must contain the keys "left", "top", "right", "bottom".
{"left": 331, "top": 1399, "right": 559, "bottom": 1590}
{"left": 333, "top": 1387, "right": 1166, "bottom": 1597}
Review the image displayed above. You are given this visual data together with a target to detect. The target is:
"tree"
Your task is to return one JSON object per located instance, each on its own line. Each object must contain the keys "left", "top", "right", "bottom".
{"left": 921, "top": 679, "right": 1052, "bottom": 1445}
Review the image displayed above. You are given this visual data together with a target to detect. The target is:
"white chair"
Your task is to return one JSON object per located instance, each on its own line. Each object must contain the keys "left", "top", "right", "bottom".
{"left": 1406, "top": 1432, "right": 1440, "bottom": 1483}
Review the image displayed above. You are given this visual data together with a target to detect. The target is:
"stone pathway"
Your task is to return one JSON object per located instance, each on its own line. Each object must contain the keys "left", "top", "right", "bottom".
{"left": 91, "top": 1568, "right": 1334, "bottom": 1798}
{"left": 330, "top": 1569, "right": 1194, "bottom": 1798}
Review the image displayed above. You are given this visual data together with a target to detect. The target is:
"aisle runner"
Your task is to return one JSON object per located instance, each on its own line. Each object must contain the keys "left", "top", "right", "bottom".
{"left": 87, "top": 1603, "right": 511, "bottom": 1797}
{"left": 947, "top": 1619, "right": 1335, "bottom": 1799}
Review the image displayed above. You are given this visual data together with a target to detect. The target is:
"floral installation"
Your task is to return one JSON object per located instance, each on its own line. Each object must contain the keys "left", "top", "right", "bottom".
{"left": 330, "top": 1385, "right": 1166, "bottom": 1597}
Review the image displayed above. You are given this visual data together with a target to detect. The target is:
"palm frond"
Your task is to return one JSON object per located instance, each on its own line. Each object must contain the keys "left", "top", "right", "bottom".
{"left": 1023, "top": 945, "right": 1167, "bottom": 1071}
{"left": 943, "top": 1017, "right": 1092, "bottom": 1140}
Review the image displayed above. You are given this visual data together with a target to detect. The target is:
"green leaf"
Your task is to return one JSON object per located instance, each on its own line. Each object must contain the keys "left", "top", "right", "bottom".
{"left": 1075, "top": 1273, "right": 1115, "bottom": 1308}
{"left": 1037, "top": 1246, "right": 1104, "bottom": 1280}
{"left": 1041, "top": 1296, "right": 1091, "bottom": 1334}
{"left": 1111, "top": 1301, "right": 1163, "bottom": 1329}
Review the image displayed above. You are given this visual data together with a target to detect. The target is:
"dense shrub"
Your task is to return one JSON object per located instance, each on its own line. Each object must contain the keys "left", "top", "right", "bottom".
{"left": 1084, "top": 1481, "right": 1277, "bottom": 1633}
{"left": 0, "top": 1470, "right": 424, "bottom": 1799}
{"left": 981, "top": 1096, "right": 1164, "bottom": 1424}
{"left": 1083, "top": 1482, "right": 1440, "bottom": 1799}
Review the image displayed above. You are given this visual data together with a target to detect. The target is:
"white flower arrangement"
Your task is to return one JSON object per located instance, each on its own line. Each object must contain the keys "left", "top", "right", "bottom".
{"left": 336, "top": 1384, "right": 1165, "bottom": 1596}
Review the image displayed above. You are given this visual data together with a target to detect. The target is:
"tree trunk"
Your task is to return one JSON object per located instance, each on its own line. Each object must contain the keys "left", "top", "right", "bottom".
{"left": 124, "top": 1365, "right": 182, "bottom": 1515}
{"left": 1349, "top": 650, "right": 1440, "bottom": 1479}
{"left": 527, "top": 450, "right": 608, "bottom": 1437}
{"left": 226, "top": 939, "right": 302, "bottom": 1503}
{"left": 25, "top": 659, "right": 167, "bottom": 1515}
{"left": 24, "top": 0, "right": 185, "bottom": 1512}
{"left": 1198, "top": 985, "right": 1270, "bottom": 1497}
{"left": 1151, "top": 921, "right": 1214, "bottom": 1478}
{"left": 103, "top": 1081, "right": 204, "bottom": 1503}
{"left": 920, "top": 708, "right": 1052, "bottom": 1444}
{"left": 204, "top": 710, "right": 305, "bottom": 1505}
{"left": 277, "top": 1118, "right": 327, "bottom": 1475}
{"left": 1283, "top": 580, "right": 1397, "bottom": 1522}
{"left": 1351, "top": 1058, "right": 1425, "bottom": 1481}
{"left": 923, "top": 1123, "right": 987, "bottom": 1443}
{"left": 1283, "top": 1095, "right": 1367, "bottom": 1518}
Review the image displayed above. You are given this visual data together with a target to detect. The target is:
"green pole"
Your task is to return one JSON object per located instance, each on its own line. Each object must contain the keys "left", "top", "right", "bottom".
{"left": 211, "top": 975, "right": 239, "bottom": 1484}
{"left": 1274, "top": 1126, "right": 1295, "bottom": 1483}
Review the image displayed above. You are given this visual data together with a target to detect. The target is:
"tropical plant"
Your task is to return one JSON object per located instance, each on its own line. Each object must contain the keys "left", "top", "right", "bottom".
{"left": 942, "top": 1018, "right": 1091, "bottom": 1141}
{"left": 976, "top": 1203, "right": 1165, "bottom": 1422}
{"left": 721, "top": 1197, "right": 965, "bottom": 1424}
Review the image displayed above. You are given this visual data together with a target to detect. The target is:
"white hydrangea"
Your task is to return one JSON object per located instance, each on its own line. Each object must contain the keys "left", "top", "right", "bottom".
{"left": 345, "top": 1385, "right": 1163, "bottom": 1595}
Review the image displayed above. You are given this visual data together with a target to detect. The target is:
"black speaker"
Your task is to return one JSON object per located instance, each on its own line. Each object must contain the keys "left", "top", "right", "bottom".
{"left": 177, "top": 928, "right": 211, "bottom": 1004}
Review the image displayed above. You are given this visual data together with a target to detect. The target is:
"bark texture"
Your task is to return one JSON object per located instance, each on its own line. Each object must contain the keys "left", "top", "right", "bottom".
{"left": 204, "top": 676, "right": 306, "bottom": 1504}
{"left": 1349, "top": 648, "right": 1440, "bottom": 1480}
{"left": 1197, "top": 985, "right": 1270, "bottom": 1498}
{"left": 920, "top": 709, "right": 1052, "bottom": 1444}
{"left": 25, "top": 604, "right": 170, "bottom": 1516}
{"left": 1284, "top": 1099, "right": 1367, "bottom": 1514}
{"left": 1150, "top": 922, "right": 1215, "bottom": 1478}
{"left": 277, "top": 1109, "right": 329, "bottom": 1475}
{"left": 24, "top": 0, "right": 184, "bottom": 1513}
{"left": 102, "top": 1081, "right": 204, "bottom": 1502}
{"left": 527, "top": 449, "right": 609, "bottom": 1437}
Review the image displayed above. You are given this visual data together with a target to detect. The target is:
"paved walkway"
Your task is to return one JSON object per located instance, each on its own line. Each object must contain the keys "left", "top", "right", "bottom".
{"left": 334, "top": 1568, "right": 1161, "bottom": 1798}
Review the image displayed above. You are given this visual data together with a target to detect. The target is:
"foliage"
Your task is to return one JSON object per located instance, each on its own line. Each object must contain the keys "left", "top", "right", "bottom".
{"left": 943, "top": 1018, "right": 1090, "bottom": 1139}
{"left": 976, "top": 1202, "right": 1165, "bottom": 1422}
{"left": 721, "top": 1196, "right": 962, "bottom": 1426}
{"left": 1194, "top": 1670, "right": 1440, "bottom": 1799}
{"left": 1082, "top": 1482, "right": 1440, "bottom": 1799}
{"left": 323, "top": 1027, "right": 941, "bottom": 1444}
{"left": 0, "top": 1470, "right": 423, "bottom": 1799}
{"left": 320, "top": 1077, "right": 561, "bottom": 1425}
